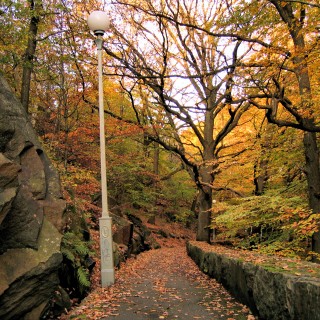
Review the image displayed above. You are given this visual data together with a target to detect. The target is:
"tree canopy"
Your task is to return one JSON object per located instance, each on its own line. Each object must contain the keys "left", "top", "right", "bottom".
{"left": 0, "top": 0, "right": 319, "bottom": 257}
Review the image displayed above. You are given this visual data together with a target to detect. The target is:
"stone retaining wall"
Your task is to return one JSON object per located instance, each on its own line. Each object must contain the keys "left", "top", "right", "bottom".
{"left": 187, "top": 241, "right": 320, "bottom": 320}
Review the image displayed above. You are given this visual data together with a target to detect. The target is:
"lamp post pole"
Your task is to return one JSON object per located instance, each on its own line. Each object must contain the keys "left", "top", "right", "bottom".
{"left": 87, "top": 11, "right": 115, "bottom": 287}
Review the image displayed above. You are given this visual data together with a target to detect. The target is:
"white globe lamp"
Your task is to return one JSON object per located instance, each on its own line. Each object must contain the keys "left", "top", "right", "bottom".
{"left": 87, "top": 11, "right": 110, "bottom": 36}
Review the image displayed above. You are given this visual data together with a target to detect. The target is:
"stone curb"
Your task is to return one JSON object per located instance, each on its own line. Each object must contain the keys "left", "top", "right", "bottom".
{"left": 187, "top": 241, "right": 320, "bottom": 320}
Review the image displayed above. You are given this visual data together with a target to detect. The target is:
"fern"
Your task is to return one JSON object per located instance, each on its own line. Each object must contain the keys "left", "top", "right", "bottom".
{"left": 61, "top": 247, "right": 75, "bottom": 262}
{"left": 61, "top": 232, "right": 93, "bottom": 260}
{"left": 77, "top": 267, "right": 90, "bottom": 289}
{"left": 61, "top": 231, "right": 94, "bottom": 294}
{"left": 74, "top": 242, "right": 90, "bottom": 256}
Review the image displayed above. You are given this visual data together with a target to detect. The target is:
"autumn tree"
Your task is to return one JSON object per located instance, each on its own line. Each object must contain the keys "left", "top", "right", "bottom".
{"left": 0, "top": 1, "right": 31, "bottom": 93}
{"left": 93, "top": 0, "right": 258, "bottom": 241}
{"left": 222, "top": 0, "right": 320, "bottom": 251}
{"left": 2, "top": 0, "right": 319, "bottom": 251}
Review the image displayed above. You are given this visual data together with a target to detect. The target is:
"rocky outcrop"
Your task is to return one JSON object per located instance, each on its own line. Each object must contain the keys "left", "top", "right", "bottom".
{"left": 187, "top": 241, "right": 320, "bottom": 320}
{"left": 112, "top": 213, "right": 161, "bottom": 267}
{"left": 126, "top": 213, "right": 161, "bottom": 254}
{"left": 0, "top": 75, "right": 66, "bottom": 320}
{"left": 112, "top": 213, "right": 133, "bottom": 248}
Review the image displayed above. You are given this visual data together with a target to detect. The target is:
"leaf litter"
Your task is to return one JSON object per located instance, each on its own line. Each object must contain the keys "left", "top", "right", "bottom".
{"left": 60, "top": 228, "right": 256, "bottom": 320}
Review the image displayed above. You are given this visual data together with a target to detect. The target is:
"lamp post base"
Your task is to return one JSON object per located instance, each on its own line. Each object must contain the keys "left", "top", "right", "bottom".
{"left": 99, "top": 216, "right": 115, "bottom": 286}
{"left": 101, "top": 268, "right": 115, "bottom": 287}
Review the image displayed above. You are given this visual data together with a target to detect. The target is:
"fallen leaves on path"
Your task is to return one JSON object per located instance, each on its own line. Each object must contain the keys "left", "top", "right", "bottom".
{"left": 60, "top": 241, "right": 255, "bottom": 319}
{"left": 58, "top": 215, "right": 320, "bottom": 320}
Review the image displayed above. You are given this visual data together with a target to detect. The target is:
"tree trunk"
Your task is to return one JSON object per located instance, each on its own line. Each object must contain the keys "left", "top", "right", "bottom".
{"left": 254, "top": 159, "right": 269, "bottom": 195}
{"left": 196, "top": 186, "right": 212, "bottom": 242}
{"left": 196, "top": 159, "right": 214, "bottom": 242}
{"left": 303, "top": 131, "right": 320, "bottom": 253}
{"left": 153, "top": 142, "right": 160, "bottom": 175}
{"left": 20, "top": 0, "right": 41, "bottom": 112}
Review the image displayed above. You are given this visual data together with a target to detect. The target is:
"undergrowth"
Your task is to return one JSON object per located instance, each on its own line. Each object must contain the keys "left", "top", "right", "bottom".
{"left": 61, "top": 231, "right": 94, "bottom": 296}
{"left": 211, "top": 191, "right": 320, "bottom": 260}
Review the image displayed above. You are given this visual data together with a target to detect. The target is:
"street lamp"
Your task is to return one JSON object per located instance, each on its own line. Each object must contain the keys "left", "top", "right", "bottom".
{"left": 87, "top": 10, "right": 115, "bottom": 287}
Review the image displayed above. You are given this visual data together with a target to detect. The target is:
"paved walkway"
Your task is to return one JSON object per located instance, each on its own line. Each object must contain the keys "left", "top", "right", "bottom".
{"left": 97, "top": 246, "right": 254, "bottom": 320}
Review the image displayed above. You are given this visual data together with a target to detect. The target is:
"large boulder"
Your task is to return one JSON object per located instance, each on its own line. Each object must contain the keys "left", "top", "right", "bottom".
{"left": 0, "top": 75, "right": 66, "bottom": 320}
{"left": 112, "top": 213, "right": 133, "bottom": 247}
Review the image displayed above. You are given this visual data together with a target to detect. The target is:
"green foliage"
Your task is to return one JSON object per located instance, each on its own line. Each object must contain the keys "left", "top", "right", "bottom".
{"left": 61, "top": 232, "right": 93, "bottom": 293}
{"left": 212, "top": 191, "right": 320, "bottom": 259}
{"left": 106, "top": 138, "right": 196, "bottom": 223}
{"left": 159, "top": 170, "right": 196, "bottom": 223}
{"left": 62, "top": 232, "right": 92, "bottom": 257}
{"left": 108, "top": 158, "right": 158, "bottom": 211}
{"left": 77, "top": 267, "right": 91, "bottom": 289}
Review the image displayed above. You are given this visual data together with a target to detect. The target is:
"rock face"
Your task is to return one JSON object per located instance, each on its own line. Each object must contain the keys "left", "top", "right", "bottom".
{"left": 0, "top": 75, "right": 66, "bottom": 320}
{"left": 112, "top": 212, "right": 161, "bottom": 267}
{"left": 187, "top": 241, "right": 320, "bottom": 320}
